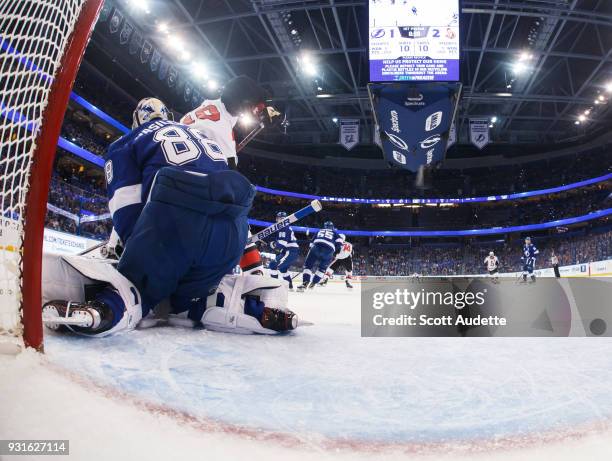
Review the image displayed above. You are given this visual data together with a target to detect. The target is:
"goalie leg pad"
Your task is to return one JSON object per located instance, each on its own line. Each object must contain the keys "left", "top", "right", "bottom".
{"left": 202, "top": 274, "right": 296, "bottom": 334}
{"left": 57, "top": 255, "right": 143, "bottom": 337}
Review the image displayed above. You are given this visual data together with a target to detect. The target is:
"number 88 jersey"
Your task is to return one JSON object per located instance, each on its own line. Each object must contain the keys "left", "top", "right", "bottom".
{"left": 104, "top": 118, "right": 230, "bottom": 244}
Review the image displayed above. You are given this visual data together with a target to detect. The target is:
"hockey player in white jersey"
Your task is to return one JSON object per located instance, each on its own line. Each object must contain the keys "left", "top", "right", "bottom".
{"left": 320, "top": 235, "right": 354, "bottom": 289}
{"left": 181, "top": 75, "right": 280, "bottom": 275}
{"left": 484, "top": 251, "right": 500, "bottom": 283}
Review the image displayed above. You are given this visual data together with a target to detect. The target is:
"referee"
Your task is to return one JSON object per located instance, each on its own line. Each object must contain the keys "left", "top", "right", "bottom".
{"left": 551, "top": 252, "right": 560, "bottom": 278}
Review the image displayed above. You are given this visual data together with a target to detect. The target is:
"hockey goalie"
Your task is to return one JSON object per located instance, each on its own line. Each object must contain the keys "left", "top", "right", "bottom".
{"left": 42, "top": 95, "right": 296, "bottom": 337}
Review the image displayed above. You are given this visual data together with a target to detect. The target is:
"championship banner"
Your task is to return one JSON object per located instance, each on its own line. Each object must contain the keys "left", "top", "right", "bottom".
{"left": 339, "top": 119, "right": 359, "bottom": 151}
{"left": 470, "top": 119, "right": 490, "bottom": 150}
{"left": 361, "top": 278, "right": 612, "bottom": 337}
{"left": 447, "top": 121, "right": 457, "bottom": 148}
{"left": 369, "top": 82, "right": 461, "bottom": 172}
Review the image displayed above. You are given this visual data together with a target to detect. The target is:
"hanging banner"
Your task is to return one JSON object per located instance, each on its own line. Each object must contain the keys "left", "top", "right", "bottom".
{"left": 339, "top": 119, "right": 359, "bottom": 151}
{"left": 447, "top": 121, "right": 457, "bottom": 148}
{"left": 470, "top": 119, "right": 490, "bottom": 150}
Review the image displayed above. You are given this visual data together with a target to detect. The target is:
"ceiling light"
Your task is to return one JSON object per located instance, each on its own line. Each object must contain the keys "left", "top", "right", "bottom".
{"left": 512, "top": 62, "right": 527, "bottom": 75}
{"left": 332, "top": 117, "right": 338, "bottom": 123}
{"left": 240, "top": 113, "right": 255, "bottom": 127}
{"left": 157, "top": 22, "right": 168, "bottom": 33}
{"left": 606, "top": 82, "right": 612, "bottom": 93}
{"left": 167, "top": 36, "right": 183, "bottom": 51}
{"left": 491, "top": 116, "right": 498, "bottom": 123}
{"left": 180, "top": 50, "right": 191, "bottom": 61}
{"left": 207, "top": 79, "right": 218, "bottom": 90}
{"left": 595, "top": 100, "right": 600, "bottom": 105}
{"left": 316, "top": 93, "right": 333, "bottom": 98}
{"left": 584, "top": 109, "right": 591, "bottom": 115}
{"left": 191, "top": 63, "right": 208, "bottom": 78}
{"left": 599, "top": 95, "right": 605, "bottom": 101}
{"left": 291, "top": 29, "right": 298, "bottom": 35}
{"left": 488, "top": 124, "right": 494, "bottom": 128}
{"left": 575, "top": 121, "right": 580, "bottom": 125}
{"left": 578, "top": 114, "right": 586, "bottom": 122}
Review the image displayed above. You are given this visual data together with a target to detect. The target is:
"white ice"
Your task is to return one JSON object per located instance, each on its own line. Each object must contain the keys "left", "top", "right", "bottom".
{"left": 2, "top": 280, "right": 612, "bottom": 460}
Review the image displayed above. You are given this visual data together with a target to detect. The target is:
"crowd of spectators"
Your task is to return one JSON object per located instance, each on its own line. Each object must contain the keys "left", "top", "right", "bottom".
{"left": 61, "top": 120, "right": 109, "bottom": 157}
{"left": 237, "top": 149, "right": 611, "bottom": 199}
{"left": 249, "top": 186, "right": 611, "bottom": 231}
{"left": 58, "top": 115, "right": 611, "bottom": 200}
{"left": 349, "top": 230, "right": 612, "bottom": 276}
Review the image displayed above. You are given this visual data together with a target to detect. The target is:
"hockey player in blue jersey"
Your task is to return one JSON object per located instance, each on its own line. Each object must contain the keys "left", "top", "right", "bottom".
{"left": 267, "top": 211, "right": 300, "bottom": 290}
{"left": 521, "top": 236, "right": 540, "bottom": 283}
{"left": 43, "top": 97, "right": 296, "bottom": 335}
{"left": 296, "top": 221, "right": 344, "bottom": 292}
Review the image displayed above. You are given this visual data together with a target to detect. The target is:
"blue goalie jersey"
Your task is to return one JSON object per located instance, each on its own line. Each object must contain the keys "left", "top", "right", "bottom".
{"left": 104, "top": 119, "right": 228, "bottom": 244}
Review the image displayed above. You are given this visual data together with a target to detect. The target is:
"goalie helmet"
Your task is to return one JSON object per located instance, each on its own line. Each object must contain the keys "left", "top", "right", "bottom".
{"left": 489, "top": 251, "right": 494, "bottom": 257}
{"left": 132, "top": 97, "right": 170, "bottom": 129}
{"left": 221, "top": 75, "right": 269, "bottom": 117}
{"left": 323, "top": 221, "right": 334, "bottom": 230}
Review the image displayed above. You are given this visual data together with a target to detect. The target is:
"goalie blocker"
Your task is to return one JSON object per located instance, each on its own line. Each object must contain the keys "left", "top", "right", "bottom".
{"left": 41, "top": 254, "right": 297, "bottom": 336}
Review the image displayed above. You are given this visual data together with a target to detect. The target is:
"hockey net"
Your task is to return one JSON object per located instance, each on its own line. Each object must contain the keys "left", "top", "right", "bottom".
{"left": 0, "top": 0, "right": 102, "bottom": 352}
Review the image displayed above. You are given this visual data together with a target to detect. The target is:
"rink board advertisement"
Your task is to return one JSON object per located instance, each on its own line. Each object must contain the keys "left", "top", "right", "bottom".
{"left": 368, "top": 0, "right": 460, "bottom": 81}
{"left": 361, "top": 278, "right": 612, "bottom": 337}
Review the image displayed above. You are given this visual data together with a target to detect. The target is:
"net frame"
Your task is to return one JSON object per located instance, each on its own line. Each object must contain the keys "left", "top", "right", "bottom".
{"left": 0, "top": 0, "right": 103, "bottom": 351}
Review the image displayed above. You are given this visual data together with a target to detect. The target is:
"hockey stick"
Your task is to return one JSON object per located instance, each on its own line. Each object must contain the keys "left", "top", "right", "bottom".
{"left": 248, "top": 200, "right": 322, "bottom": 245}
{"left": 236, "top": 122, "right": 265, "bottom": 153}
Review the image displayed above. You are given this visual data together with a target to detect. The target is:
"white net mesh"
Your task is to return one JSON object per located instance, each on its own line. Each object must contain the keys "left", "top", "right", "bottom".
{"left": 0, "top": 0, "right": 87, "bottom": 348}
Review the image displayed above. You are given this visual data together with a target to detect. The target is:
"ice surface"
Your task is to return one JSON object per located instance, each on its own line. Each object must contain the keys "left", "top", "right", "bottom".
{"left": 2, "top": 281, "right": 612, "bottom": 460}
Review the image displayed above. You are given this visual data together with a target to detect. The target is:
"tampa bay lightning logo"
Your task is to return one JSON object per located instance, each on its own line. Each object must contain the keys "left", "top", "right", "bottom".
{"left": 385, "top": 131, "right": 409, "bottom": 151}
{"left": 370, "top": 29, "right": 385, "bottom": 39}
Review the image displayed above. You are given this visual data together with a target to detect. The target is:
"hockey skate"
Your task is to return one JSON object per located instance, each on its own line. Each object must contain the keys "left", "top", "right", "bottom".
{"left": 296, "top": 284, "right": 307, "bottom": 292}
{"left": 260, "top": 307, "right": 297, "bottom": 331}
{"left": 43, "top": 299, "right": 114, "bottom": 334}
{"left": 345, "top": 279, "right": 354, "bottom": 289}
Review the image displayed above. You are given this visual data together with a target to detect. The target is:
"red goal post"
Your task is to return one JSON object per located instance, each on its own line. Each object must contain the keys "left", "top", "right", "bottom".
{"left": 0, "top": 0, "right": 104, "bottom": 352}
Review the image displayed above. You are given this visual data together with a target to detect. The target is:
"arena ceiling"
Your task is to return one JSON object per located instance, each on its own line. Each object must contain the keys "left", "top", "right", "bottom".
{"left": 95, "top": 0, "right": 612, "bottom": 146}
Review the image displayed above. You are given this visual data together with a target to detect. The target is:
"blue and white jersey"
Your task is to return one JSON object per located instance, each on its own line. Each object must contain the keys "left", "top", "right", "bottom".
{"left": 522, "top": 243, "right": 539, "bottom": 260}
{"left": 104, "top": 119, "right": 228, "bottom": 244}
{"left": 312, "top": 228, "right": 344, "bottom": 253}
{"left": 271, "top": 227, "right": 299, "bottom": 250}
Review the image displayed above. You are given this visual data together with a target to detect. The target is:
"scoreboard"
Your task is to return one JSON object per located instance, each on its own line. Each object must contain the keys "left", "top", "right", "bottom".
{"left": 368, "top": 0, "right": 460, "bottom": 82}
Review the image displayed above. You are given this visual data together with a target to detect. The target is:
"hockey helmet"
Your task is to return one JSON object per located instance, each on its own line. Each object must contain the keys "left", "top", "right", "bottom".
{"left": 323, "top": 221, "right": 334, "bottom": 230}
{"left": 132, "top": 97, "right": 171, "bottom": 129}
{"left": 525, "top": 236, "right": 532, "bottom": 244}
{"left": 221, "top": 75, "right": 269, "bottom": 117}
{"left": 276, "top": 211, "right": 287, "bottom": 222}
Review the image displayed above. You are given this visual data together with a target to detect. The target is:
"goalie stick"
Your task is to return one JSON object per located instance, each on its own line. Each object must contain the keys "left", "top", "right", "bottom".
{"left": 248, "top": 200, "right": 322, "bottom": 245}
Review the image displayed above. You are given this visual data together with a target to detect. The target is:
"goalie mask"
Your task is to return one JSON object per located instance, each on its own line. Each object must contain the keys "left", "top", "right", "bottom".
{"left": 132, "top": 97, "right": 171, "bottom": 129}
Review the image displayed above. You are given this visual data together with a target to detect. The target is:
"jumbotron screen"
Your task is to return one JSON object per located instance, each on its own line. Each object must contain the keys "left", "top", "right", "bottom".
{"left": 368, "top": 0, "right": 460, "bottom": 82}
